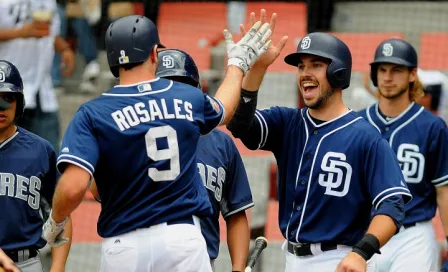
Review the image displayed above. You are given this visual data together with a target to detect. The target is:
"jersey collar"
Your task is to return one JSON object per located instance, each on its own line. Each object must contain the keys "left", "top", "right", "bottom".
{"left": 373, "top": 102, "right": 417, "bottom": 125}
{"left": 0, "top": 129, "right": 19, "bottom": 150}
{"left": 304, "top": 108, "right": 353, "bottom": 128}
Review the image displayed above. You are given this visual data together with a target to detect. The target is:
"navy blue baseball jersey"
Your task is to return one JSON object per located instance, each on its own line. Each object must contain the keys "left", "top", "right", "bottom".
{"left": 359, "top": 102, "right": 448, "bottom": 225}
{"left": 238, "top": 107, "right": 412, "bottom": 246}
{"left": 57, "top": 78, "right": 225, "bottom": 238}
{"left": 0, "top": 127, "right": 59, "bottom": 250}
{"left": 197, "top": 130, "right": 253, "bottom": 259}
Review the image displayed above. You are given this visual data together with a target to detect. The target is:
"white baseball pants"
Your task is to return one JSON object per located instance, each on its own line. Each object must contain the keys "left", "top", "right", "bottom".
{"left": 100, "top": 216, "right": 212, "bottom": 272}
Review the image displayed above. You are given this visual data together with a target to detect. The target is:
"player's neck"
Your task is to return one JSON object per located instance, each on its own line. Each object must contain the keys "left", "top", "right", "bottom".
{"left": 118, "top": 66, "right": 157, "bottom": 86}
{"left": 378, "top": 94, "right": 412, "bottom": 118}
{"left": 0, "top": 124, "right": 17, "bottom": 142}
{"left": 308, "top": 92, "right": 348, "bottom": 121}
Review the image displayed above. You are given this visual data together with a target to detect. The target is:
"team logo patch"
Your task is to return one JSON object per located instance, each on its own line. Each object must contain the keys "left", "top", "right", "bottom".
{"left": 318, "top": 152, "right": 353, "bottom": 197}
{"left": 300, "top": 36, "right": 311, "bottom": 50}
{"left": 382, "top": 43, "right": 394, "bottom": 57}
{"left": 162, "top": 55, "right": 175, "bottom": 68}
{"left": 397, "top": 143, "right": 425, "bottom": 183}
{"left": 0, "top": 71, "right": 5, "bottom": 82}
{"left": 118, "top": 50, "right": 129, "bottom": 64}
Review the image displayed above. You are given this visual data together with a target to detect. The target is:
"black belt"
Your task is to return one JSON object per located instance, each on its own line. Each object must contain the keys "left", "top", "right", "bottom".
{"left": 287, "top": 242, "right": 338, "bottom": 257}
{"left": 166, "top": 216, "right": 195, "bottom": 226}
{"left": 403, "top": 222, "right": 416, "bottom": 229}
{"left": 5, "top": 248, "right": 38, "bottom": 263}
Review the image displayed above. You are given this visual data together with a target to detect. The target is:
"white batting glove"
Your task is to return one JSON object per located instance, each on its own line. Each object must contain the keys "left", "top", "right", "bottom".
{"left": 41, "top": 211, "right": 69, "bottom": 248}
{"left": 223, "top": 21, "right": 272, "bottom": 74}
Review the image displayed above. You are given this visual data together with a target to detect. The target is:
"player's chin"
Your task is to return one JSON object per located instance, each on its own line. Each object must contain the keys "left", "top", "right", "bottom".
{"left": 0, "top": 118, "right": 13, "bottom": 129}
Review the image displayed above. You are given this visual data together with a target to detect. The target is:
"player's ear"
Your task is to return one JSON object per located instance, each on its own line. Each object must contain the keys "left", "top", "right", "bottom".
{"left": 150, "top": 45, "right": 159, "bottom": 65}
{"left": 409, "top": 67, "right": 417, "bottom": 83}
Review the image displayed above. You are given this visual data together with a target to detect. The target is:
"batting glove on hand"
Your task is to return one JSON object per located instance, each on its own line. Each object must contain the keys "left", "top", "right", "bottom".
{"left": 42, "top": 211, "right": 69, "bottom": 248}
{"left": 223, "top": 21, "right": 272, "bottom": 75}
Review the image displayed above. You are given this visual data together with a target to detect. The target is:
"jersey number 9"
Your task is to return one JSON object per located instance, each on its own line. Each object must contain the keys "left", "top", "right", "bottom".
{"left": 145, "top": 126, "right": 180, "bottom": 182}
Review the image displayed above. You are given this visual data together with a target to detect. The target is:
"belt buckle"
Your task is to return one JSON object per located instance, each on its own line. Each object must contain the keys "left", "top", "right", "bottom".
{"left": 293, "top": 242, "right": 309, "bottom": 256}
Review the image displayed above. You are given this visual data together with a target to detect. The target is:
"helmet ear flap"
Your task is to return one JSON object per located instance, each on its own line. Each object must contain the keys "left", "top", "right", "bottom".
{"left": 326, "top": 60, "right": 351, "bottom": 89}
{"left": 14, "top": 94, "right": 25, "bottom": 120}
{"left": 370, "top": 65, "right": 378, "bottom": 87}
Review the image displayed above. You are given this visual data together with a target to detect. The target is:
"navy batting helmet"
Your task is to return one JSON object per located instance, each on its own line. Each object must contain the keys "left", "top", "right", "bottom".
{"left": 370, "top": 38, "right": 418, "bottom": 87}
{"left": 156, "top": 49, "right": 201, "bottom": 89}
{"left": 284, "top": 32, "right": 352, "bottom": 89}
{"left": 0, "top": 60, "right": 25, "bottom": 118}
{"left": 105, "top": 15, "right": 165, "bottom": 78}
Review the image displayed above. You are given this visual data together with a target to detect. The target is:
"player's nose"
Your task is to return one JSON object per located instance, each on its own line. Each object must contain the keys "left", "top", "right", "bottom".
{"left": 0, "top": 97, "right": 11, "bottom": 111}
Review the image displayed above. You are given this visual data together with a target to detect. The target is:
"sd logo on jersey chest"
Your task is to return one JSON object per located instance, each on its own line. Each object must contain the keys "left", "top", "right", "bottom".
{"left": 318, "top": 152, "right": 353, "bottom": 197}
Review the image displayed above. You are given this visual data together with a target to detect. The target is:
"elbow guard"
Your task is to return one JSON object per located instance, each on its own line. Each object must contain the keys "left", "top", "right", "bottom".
{"left": 226, "top": 89, "right": 258, "bottom": 138}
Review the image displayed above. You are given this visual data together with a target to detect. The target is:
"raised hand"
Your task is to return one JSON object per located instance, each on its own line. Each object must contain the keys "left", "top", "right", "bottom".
{"left": 240, "top": 9, "right": 289, "bottom": 69}
{"left": 223, "top": 21, "right": 272, "bottom": 75}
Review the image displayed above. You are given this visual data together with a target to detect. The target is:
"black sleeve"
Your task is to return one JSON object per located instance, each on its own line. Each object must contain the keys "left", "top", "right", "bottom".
{"left": 226, "top": 89, "right": 263, "bottom": 150}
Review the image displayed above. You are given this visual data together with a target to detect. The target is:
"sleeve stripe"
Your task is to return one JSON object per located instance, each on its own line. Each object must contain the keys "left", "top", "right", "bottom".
{"left": 432, "top": 174, "right": 448, "bottom": 184}
{"left": 372, "top": 186, "right": 411, "bottom": 207}
{"left": 214, "top": 97, "right": 226, "bottom": 127}
{"left": 255, "top": 110, "right": 269, "bottom": 148}
{"left": 57, "top": 159, "right": 94, "bottom": 177}
{"left": 222, "top": 202, "right": 254, "bottom": 219}
{"left": 253, "top": 113, "right": 264, "bottom": 149}
{"left": 434, "top": 177, "right": 448, "bottom": 187}
{"left": 375, "top": 192, "right": 413, "bottom": 210}
{"left": 57, "top": 154, "right": 95, "bottom": 174}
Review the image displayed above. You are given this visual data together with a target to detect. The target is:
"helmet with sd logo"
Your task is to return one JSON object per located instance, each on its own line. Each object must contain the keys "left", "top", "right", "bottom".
{"left": 156, "top": 49, "right": 201, "bottom": 89}
{"left": 284, "top": 32, "right": 352, "bottom": 89}
{"left": 0, "top": 60, "right": 25, "bottom": 119}
{"left": 370, "top": 38, "right": 418, "bottom": 87}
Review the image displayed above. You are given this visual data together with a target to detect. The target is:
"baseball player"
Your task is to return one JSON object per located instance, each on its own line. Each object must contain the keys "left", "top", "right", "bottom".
{"left": 41, "top": 14, "right": 272, "bottom": 272}
{"left": 155, "top": 49, "right": 254, "bottom": 271}
{"left": 0, "top": 60, "right": 72, "bottom": 272}
{"left": 226, "top": 13, "right": 412, "bottom": 271}
{"left": 358, "top": 38, "right": 448, "bottom": 272}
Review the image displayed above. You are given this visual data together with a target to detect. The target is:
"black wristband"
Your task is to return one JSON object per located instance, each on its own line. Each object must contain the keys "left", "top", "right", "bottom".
{"left": 446, "top": 236, "right": 448, "bottom": 244}
{"left": 352, "top": 233, "right": 381, "bottom": 261}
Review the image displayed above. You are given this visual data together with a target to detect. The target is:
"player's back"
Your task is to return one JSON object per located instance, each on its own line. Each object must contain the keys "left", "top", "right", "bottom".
{"left": 59, "top": 78, "right": 221, "bottom": 237}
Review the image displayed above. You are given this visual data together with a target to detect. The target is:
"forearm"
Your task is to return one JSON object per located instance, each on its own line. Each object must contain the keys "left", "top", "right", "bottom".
{"left": 50, "top": 216, "right": 72, "bottom": 270}
{"left": 52, "top": 181, "right": 87, "bottom": 222}
{"left": 242, "top": 65, "right": 268, "bottom": 92}
{"left": 366, "top": 214, "right": 397, "bottom": 247}
{"left": 52, "top": 166, "right": 91, "bottom": 222}
{"left": 214, "top": 66, "right": 244, "bottom": 125}
{"left": 54, "top": 35, "right": 71, "bottom": 54}
{"left": 0, "top": 28, "right": 22, "bottom": 41}
{"left": 227, "top": 212, "right": 250, "bottom": 271}
{"left": 436, "top": 186, "right": 448, "bottom": 236}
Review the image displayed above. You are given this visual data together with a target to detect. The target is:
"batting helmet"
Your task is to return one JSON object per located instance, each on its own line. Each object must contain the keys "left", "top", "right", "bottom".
{"left": 0, "top": 60, "right": 25, "bottom": 118}
{"left": 284, "top": 32, "right": 352, "bottom": 89}
{"left": 105, "top": 15, "right": 165, "bottom": 78}
{"left": 156, "top": 49, "right": 201, "bottom": 89}
{"left": 370, "top": 38, "right": 418, "bottom": 87}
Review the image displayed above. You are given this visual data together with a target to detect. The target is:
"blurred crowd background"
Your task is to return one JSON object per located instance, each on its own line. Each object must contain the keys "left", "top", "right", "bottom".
{"left": 2, "top": 0, "right": 448, "bottom": 271}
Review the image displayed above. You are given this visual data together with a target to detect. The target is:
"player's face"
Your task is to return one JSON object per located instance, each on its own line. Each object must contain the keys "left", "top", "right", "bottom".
{"left": 377, "top": 64, "right": 415, "bottom": 100}
{"left": 0, "top": 92, "right": 16, "bottom": 131}
{"left": 297, "top": 55, "right": 334, "bottom": 109}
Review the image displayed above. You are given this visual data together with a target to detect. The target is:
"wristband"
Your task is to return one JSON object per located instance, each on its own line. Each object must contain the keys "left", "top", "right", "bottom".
{"left": 446, "top": 236, "right": 448, "bottom": 244}
{"left": 352, "top": 233, "right": 381, "bottom": 261}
